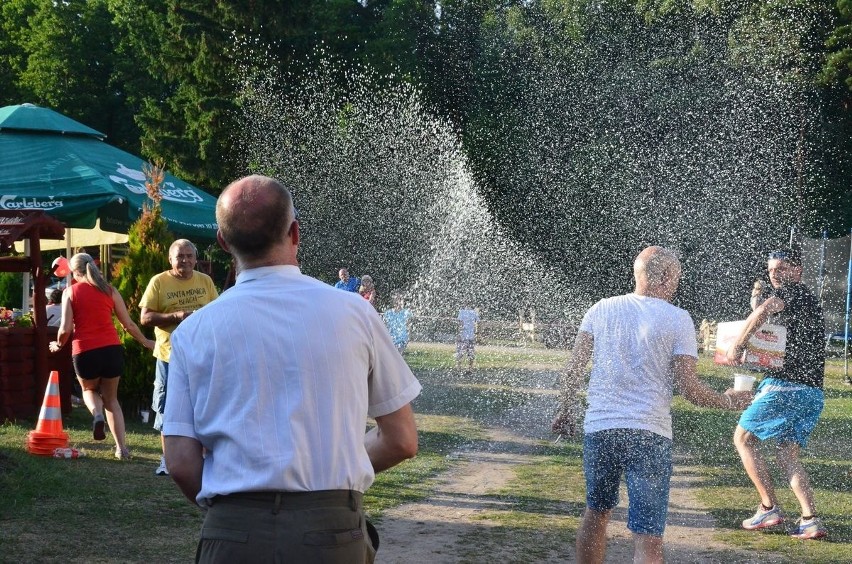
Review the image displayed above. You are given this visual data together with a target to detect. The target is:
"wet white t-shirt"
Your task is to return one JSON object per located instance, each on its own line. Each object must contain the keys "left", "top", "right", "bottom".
{"left": 457, "top": 309, "right": 479, "bottom": 340}
{"left": 580, "top": 293, "right": 697, "bottom": 440}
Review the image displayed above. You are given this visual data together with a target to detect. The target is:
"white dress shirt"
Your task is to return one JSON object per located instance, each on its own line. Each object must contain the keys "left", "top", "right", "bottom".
{"left": 164, "top": 265, "right": 422, "bottom": 504}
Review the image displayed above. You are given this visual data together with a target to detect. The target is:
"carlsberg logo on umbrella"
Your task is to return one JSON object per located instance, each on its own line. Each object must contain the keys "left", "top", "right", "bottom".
{"left": 109, "top": 163, "right": 204, "bottom": 204}
{"left": 0, "top": 163, "right": 205, "bottom": 210}
{"left": 0, "top": 196, "right": 64, "bottom": 211}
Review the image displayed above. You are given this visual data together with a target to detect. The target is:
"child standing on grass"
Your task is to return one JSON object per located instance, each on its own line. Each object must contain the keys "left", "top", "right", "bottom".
{"left": 383, "top": 293, "right": 412, "bottom": 353}
{"left": 455, "top": 306, "right": 479, "bottom": 371}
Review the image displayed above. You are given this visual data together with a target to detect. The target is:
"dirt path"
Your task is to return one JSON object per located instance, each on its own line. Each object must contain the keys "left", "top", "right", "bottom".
{"left": 375, "top": 350, "right": 786, "bottom": 563}
{"left": 375, "top": 430, "right": 754, "bottom": 562}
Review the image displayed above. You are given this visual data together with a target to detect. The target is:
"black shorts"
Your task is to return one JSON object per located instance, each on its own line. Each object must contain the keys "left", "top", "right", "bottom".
{"left": 72, "top": 345, "right": 124, "bottom": 380}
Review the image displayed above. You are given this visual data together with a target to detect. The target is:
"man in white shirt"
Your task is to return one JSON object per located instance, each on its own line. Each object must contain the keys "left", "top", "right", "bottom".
{"left": 551, "top": 246, "right": 752, "bottom": 564}
{"left": 164, "top": 175, "right": 421, "bottom": 563}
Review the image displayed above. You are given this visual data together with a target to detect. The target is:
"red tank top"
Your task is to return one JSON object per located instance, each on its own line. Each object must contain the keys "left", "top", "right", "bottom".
{"left": 69, "top": 282, "right": 120, "bottom": 355}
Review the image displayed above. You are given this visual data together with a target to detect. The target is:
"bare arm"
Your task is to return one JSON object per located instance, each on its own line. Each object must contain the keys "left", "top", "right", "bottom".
{"left": 726, "top": 297, "right": 785, "bottom": 364}
{"left": 551, "top": 330, "right": 593, "bottom": 435}
{"left": 164, "top": 435, "right": 204, "bottom": 504}
{"left": 673, "top": 355, "right": 753, "bottom": 410}
{"left": 140, "top": 306, "right": 192, "bottom": 328}
{"left": 49, "top": 291, "right": 75, "bottom": 352}
{"left": 112, "top": 288, "right": 155, "bottom": 350}
{"left": 364, "top": 403, "right": 418, "bottom": 473}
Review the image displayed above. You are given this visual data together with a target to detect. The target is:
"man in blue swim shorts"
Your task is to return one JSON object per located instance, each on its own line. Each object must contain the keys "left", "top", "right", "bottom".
{"left": 552, "top": 246, "right": 752, "bottom": 563}
{"left": 727, "top": 248, "right": 828, "bottom": 540}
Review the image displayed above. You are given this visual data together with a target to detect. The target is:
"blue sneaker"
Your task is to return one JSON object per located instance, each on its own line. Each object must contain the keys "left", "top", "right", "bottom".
{"left": 789, "top": 517, "right": 827, "bottom": 540}
{"left": 742, "top": 505, "right": 784, "bottom": 530}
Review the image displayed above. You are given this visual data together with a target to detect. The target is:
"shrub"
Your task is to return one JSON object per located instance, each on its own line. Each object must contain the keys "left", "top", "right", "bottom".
{"left": 0, "top": 272, "right": 24, "bottom": 309}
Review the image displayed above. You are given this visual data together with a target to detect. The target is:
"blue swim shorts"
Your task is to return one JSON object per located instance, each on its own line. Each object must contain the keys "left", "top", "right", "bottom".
{"left": 738, "top": 377, "right": 824, "bottom": 447}
{"left": 583, "top": 428, "right": 673, "bottom": 536}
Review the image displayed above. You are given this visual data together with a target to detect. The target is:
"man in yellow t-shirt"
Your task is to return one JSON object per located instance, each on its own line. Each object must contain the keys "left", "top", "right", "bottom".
{"left": 141, "top": 239, "right": 218, "bottom": 476}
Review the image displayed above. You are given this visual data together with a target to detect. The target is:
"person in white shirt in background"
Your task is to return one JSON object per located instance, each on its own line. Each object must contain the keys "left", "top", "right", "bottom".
{"left": 456, "top": 306, "right": 479, "bottom": 371}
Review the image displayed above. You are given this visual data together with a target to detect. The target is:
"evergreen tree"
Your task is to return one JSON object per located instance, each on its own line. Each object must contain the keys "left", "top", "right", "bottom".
{"left": 822, "top": 0, "right": 852, "bottom": 94}
{"left": 818, "top": 1, "right": 852, "bottom": 235}
{"left": 5, "top": 0, "right": 141, "bottom": 149}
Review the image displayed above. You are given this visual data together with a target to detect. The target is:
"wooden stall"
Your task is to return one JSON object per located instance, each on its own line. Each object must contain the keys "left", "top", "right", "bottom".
{"left": 0, "top": 210, "right": 66, "bottom": 421}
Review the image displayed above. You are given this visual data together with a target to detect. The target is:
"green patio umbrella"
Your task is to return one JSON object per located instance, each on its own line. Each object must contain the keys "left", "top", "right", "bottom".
{"left": 0, "top": 103, "right": 218, "bottom": 242}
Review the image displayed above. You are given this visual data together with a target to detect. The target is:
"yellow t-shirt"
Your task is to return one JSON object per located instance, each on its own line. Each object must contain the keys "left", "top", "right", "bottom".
{"left": 139, "top": 271, "right": 219, "bottom": 361}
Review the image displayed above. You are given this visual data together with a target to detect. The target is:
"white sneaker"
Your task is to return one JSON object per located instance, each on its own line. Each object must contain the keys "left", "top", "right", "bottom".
{"left": 155, "top": 456, "right": 169, "bottom": 476}
{"left": 790, "top": 517, "right": 828, "bottom": 540}
{"left": 742, "top": 505, "right": 784, "bottom": 530}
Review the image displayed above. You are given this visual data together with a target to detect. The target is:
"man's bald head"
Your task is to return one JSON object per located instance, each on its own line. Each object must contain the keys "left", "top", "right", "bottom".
{"left": 216, "top": 175, "right": 296, "bottom": 261}
{"left": 633, "top": 246, "right": 682, "bottom": 300}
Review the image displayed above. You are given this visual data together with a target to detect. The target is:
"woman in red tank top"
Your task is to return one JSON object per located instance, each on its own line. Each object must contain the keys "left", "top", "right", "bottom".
{"left": 49, "top": 253, "right": 154, "bottom": 459}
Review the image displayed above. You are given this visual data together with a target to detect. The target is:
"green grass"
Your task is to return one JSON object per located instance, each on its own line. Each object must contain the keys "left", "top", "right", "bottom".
{"left": 0, "top": 408, "right": 201, "bottom": 562}
{"left": 1, "top": 344, "right": 850, "bottom": 562}
{"left": 403, "top": 342, "right": 565, "bottom": 372}
{"left": 0, "top": 363, "right": 487, "bottom": 562}
{"left": 366, "top": 413, "right": 484, "bottom": 517}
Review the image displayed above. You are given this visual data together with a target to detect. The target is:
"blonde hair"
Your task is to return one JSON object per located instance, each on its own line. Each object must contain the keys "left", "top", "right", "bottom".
{"left": 69, "top": 253, "right": 111, "bottom": 296}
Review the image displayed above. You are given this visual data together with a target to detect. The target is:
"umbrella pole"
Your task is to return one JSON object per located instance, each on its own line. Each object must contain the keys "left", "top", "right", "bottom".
{"left": 21, "top": 239, "right": 30, "bottom": 311}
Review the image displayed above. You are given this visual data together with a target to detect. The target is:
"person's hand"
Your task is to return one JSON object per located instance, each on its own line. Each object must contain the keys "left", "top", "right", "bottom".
{"left": 48, "top": 341, "right": 61, "bottom": 353}
{"left": 724, "top": 389, "right": 754, "bottom": 410}
{"left": 143, "top": 338, "right": 156, "bottom": 350}
{"left": 725, "top": 344, "right": 744, "bottom": 365}
{"left": 551, "top": 412, "right": 576, "bottom": 437}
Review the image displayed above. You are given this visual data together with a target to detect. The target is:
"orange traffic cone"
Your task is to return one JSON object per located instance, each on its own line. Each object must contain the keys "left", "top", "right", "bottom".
{"left": 27, "top": 370, "right": 69, "bottom": 456}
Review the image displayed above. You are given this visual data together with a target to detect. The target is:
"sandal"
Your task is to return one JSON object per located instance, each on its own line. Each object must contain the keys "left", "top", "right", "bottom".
{"left": 114, "top": 447, "right": 132, "bottom": 460}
